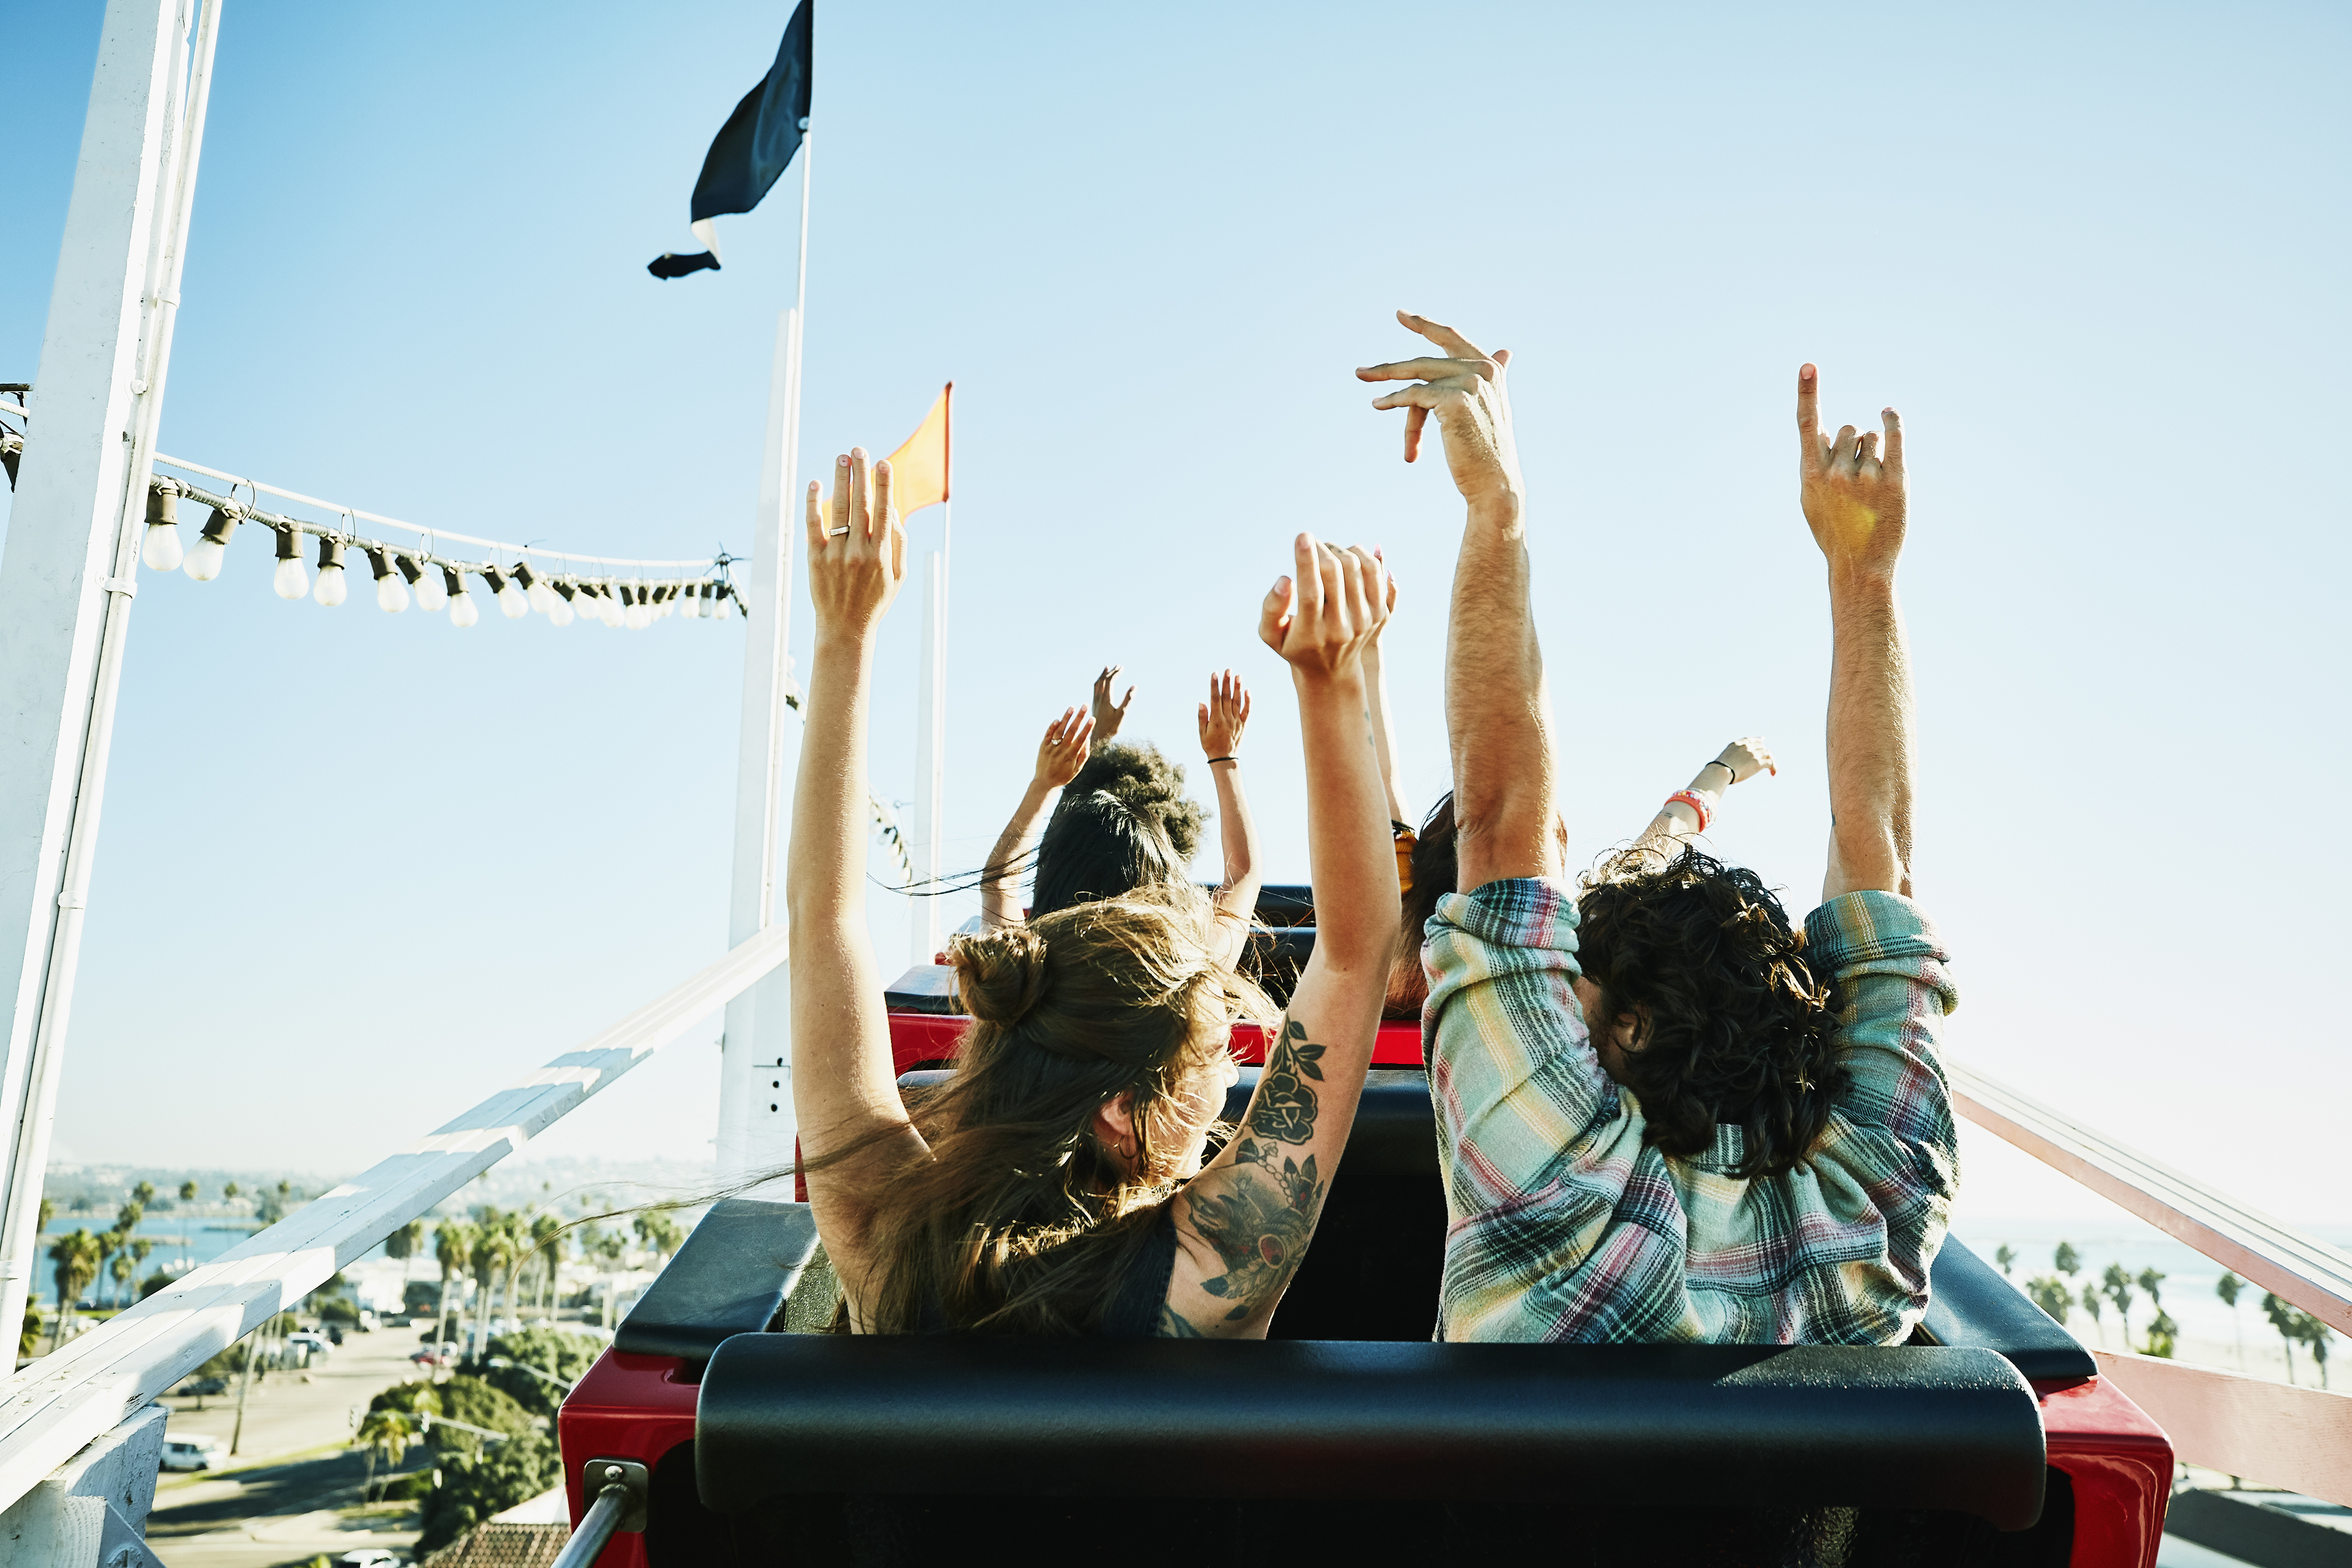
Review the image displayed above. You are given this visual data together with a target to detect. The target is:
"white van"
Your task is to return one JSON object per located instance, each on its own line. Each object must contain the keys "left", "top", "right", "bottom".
{"left": 159, "top": 1436, "right": 228, "bottom": 1472}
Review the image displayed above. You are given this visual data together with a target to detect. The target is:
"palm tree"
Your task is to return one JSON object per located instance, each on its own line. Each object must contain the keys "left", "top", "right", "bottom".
{"left": 108, "top": 1252, "right": 133, "bottom": 1308}
{"left": 91, "top": 1233, "right": 118, "bottom": 1311}
{"left": 46, "top": 1231, "right": 99, "bottom": 1345}
{"left": 2101, "top": 1263, "right": 2135, "bottom": 1347}
{"left": 177, "top": 1181, "right": 198, "bottom": 1203}
{"left": 222, "top": 1181, "right": 240, "bottom": 1206}
{"left": 2293, "top": 1312, "right": 2333, "bottom": 1389}
{"left": 2024, "top": 1275, "right": 2070, "bottom": 1326}
{"left": 132, "top": 1182, "right": 156, "bottom": 1208}
{"left": 470, "top": 1216, "right": 516, "bottom": 1358}
{"left": 354, "top": 1409, "right": 413, "bottom": 1501}
{"left": 432, "top": 1221, "right": 472, "bottom": 1349}
{"left": 2262, "top": 1292, "right": 2300, "bottom": 1384}
{"left": 1994, "top": 1244, "right": 2016, "bottom": 1278}
{"left": 2077, "top": 1283, "right": 2103, "bottom": 1345}
{"left": 2216, "top": 1272, "right": 2246, "bottom": 1370}
{"left": 533, "top": 1213, "right": 565, "bottom": 1320}
{"left": 2053, "top": 1241, "right": 2082, "bottom": 1282}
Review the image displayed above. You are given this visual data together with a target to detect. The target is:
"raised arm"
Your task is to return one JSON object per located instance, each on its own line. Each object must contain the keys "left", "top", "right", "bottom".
{"left": 1796, "top": 365, "right": 1915, "bottom": 900}
{"left": 1629, "top": 737, "right": 1776, "bottom": 862}
{"left": 978, "top": 708, "right": 1094, "bottom": 929}
{"left": 786, "top": 450, "right": 923, "bottom": 1305}
{"left": 1358, "top": 313, "right": 1550, "bottom": 894}
{"left": 1164, "top": 536, "right": 1396, "bottom": 1338}
{"left": 1090, "top": 664, "right": 1135, "bottom": 744}
{"left": 1361, "top": 574, "right": 1412, "bottom": 828}
{"left": 1197, "top": 670, "right": 1261, "bottom": 967}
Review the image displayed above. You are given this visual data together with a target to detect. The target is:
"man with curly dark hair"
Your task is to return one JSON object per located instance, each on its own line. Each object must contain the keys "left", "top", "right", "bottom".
{"left": 1359, "top": 314, "right": 1957, "bottom": 1345}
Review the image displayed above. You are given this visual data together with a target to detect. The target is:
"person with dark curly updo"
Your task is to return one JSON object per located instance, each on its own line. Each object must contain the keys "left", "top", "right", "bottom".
{"left": 786, "top": 444, "right": 1398, "bottom": 1338}
{"left": 977, "top": 668, "right": 1263, "bottom": 971}
{"left": 1360, "top": 313, "right": 1957, "bottom": 1346}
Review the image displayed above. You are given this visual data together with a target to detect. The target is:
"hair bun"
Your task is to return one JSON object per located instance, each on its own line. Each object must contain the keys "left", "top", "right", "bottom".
{"left": 947, "top": 926, "right": 1051, "bottom": 1025}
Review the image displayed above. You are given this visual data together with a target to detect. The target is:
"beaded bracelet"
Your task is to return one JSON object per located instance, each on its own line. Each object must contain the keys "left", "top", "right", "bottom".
{"left": 1665, "top": 789, "right": 1712, "bottom": 831}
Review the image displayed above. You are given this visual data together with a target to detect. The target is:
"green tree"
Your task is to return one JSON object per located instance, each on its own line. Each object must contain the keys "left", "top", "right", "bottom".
{"left": 131, "top": 1182, "right": 156, "bottom": 1208}
{"left": 2024, "top": 1275, "right": 2071, "bottom": 1326}
{"left": 37, "top": 1197, "right": 54, "bottom": 1233}
{"left": 530, "top": 1213, "right": 565, "bottom": 1320}
{"left": 415, "top": 1427, "right": 561, "bottom": 1556}
{"left": 2136, "top": 1267, "right": 2166, "bottom": 1312}
{"left": 1993, "top": 1244, "right": 2016, "bottom": 1278}
{"left": 2142, "top": 1308, "right": 2179, "bottom": 1359}
{"left": 426, "top": 1375, "right": 537, "bottom": 1457}
{"left": 354, "top": 1408, "right": 414, "bottom": 1502}
{"left": 108, "top": 1251, "right": 133, "bottom": 1306}
{"left": 483, "top": 1326, "right": 602, "bottom": 1420}
{"left": 2053, "top": 1241, "right": 2082, "bottom": 1279}
{"left": 89, "top": 1232, "right": 119, "bottom": 1311}
{"left": 2102, "top": 1263, "right": 2136, "bottom": 1346}
{"left": 2262, "top": 1292, "right": 2300, "bottom": 1384}
{"left": 18, "top": 1302, "right": 42, "bottom": 1363}
{"left": 2216, "top": 1272, "right": 2246, "bottom": 1370}
{"left": 2291, "top": 1311, "right": 2333, "bottom": 1389}
{"left": 46, "top": 1230, "right": 99, "bottom": 1344}
{"left": 177, "top": 1181, "right": 198, "bottom": 1203}
{"left": 222, "top": 1181, "right": 240, "bottom": 1204}
{"left": 433, "top": 1221, "right": 473, "bottom": 1346}
{"left": 467, "top": 1215, "right": 516, "bottom": 1358}
{"left": 386, "top": 1219, "right": 427, "bottom": 1299}
{"left": 2077, "top": 1283, "right": 2103, "bottom": 1344}
{"left": 139, "top": 1270, "right": 173, "bottom": 1302}
{"left": 633, "top": 1211, "right": 683, "bottom": 1265}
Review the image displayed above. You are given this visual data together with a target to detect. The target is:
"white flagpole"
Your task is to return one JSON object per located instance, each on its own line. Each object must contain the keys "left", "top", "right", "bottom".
{"left": 717, "top": 126, "right": 813, "bottom": 1182}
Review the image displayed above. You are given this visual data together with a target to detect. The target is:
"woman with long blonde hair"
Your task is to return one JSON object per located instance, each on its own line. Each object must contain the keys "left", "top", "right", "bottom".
{"left": 789, "top": 449, "right": 1398, "bottom": 1336}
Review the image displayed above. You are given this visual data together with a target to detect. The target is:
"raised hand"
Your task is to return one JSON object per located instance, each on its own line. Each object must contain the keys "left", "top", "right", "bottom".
{"left": 804, "top": 450, "right": 906, "bottom": 641}
{"left": 1716, "top": 736, "right": 1776, "bottom": 785}
{"left": 1033, "top": 707, "right": 1095, "bottom": 788}
{"left": 1357, "top": 312, "right": 1523, "bottom": 511}
{"left": 1091, "top": 666, "right": 1136, "bottom": 742}
{"left": 1797, "top": 365, "right": 1906, "bottom": 576}
{"left": 1198, "top": 671, "right": 1252, "bottom": 758}
{"left": 1258, "top": 534, "right": 1388, "bottom": 683}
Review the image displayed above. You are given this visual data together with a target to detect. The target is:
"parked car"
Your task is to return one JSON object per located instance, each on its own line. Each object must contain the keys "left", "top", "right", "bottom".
{"left": 286, "top": 1330, "right": 333, "bottom": 1357}
{"left": 335, "top": 1552, "right": 401, "bottom": 1567}
{"left": 159, "top": 1436, "right": 228, "bottom": 1472}
{"left": 409, "top": 1344, "right": 456, "bottom": 1368}
{"left": 173, "top": 1376, "right": 228, "bottom": 1398}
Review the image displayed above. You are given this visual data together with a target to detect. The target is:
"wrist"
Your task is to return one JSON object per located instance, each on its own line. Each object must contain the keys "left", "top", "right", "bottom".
{"left": 1290, "top": 664, "right": 1368, "bottom": 705}
{"left": 1825, "top": 560, "right": 1899, "bottom": 597}
{"left": 813, "top": 627, "right": 879, "bottom": 659}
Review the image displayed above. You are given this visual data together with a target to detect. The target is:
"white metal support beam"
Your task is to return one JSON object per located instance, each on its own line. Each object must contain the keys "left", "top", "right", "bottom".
{"left": 0, "top": 0, "right": 213, "bottom": 1367}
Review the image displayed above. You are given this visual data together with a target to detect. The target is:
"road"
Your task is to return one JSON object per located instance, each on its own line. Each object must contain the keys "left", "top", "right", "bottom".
{"left": 148, "top": 1324, "right": 433, "bottom": 1567}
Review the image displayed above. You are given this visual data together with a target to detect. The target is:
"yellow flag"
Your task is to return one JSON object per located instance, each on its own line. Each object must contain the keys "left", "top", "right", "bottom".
{"left": 886, "top": 383, "right": 951, "bottom": 519}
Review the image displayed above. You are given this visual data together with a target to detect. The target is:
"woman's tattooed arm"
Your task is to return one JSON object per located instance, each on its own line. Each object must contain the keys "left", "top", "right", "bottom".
{"left": 1160, "top": 1018, "right": 1338, "bottom": 1335}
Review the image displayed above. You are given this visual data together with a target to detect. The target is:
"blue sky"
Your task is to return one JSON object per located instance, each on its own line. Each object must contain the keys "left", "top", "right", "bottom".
{"left": 5, "top": 1, "right": 2346, "bottom": 1226}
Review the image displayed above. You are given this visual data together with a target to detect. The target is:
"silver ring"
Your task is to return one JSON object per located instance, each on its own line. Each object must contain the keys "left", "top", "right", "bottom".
{"left": 827, "top": 526, "right": 851, "bottom": 537}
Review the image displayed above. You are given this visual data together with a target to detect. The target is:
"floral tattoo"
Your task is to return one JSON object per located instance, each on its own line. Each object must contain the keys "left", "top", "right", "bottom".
{"left": 1172, "top": 1018, "right": 1331, "bottom": 1325}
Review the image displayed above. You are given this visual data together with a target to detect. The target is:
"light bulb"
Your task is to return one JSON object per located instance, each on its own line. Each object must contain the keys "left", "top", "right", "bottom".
{"left": 714, "top": 584, "right": 735, "bottom": 620}
{"left": 600, "top": 589, "right": 623, "bottom": 627}
{"left": 486, "top": 566, "right": 529, "bottom": 619}
{"left": 141, "top": 487, "right": 185, "bottom": 572}
{"left": 312, "top": 536, "right": 348, "bottom": 607}
{"left": 368, "top": 548, "right": 410, "bottom": 611}
{"left": 183, "top": 506, "right": 239, "bottom": 581}
{"left": 445, "top": 568, "right": 478, "bottom": 628}
{"left": 520, "top": 564, "right": 558, "bottom": 617}
{"left": 271, "top": 527, "right": 309, "bottom": 600}
{"left": 661, "top": 585, "right": 680, "bottom": 617}
{"left": 413, "top": 560, "right": 447, "bottom": 612}
{"left": 547, "top": 584, "right": 575, "bottom": 627}
{"left": 624, "top": 587, "right": 650, "bottom": 630}
{"left": 679, "top": 582, "right": 702, "bottom": 619}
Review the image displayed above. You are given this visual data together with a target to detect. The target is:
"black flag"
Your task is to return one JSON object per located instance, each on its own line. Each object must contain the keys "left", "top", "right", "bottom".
{"left": 647, "top": 2, "right": 814, "bottom": 281}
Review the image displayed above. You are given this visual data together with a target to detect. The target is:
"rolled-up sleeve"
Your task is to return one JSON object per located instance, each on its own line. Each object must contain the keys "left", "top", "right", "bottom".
{"left": 1800, "top": 890, "right": 1962, "bottom": 1328}
{"left": 1422, "top": 879, "right": 1680, "bottom": 1342}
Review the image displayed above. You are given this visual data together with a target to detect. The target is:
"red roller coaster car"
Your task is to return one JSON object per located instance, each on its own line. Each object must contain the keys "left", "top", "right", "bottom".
{"left": 558, "top": 888, "right": 2171, "bottom": 1566}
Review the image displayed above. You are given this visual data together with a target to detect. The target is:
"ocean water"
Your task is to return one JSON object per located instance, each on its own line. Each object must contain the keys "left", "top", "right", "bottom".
{"left": 35, "top": 1215, "right": 266, "bottom": 1304}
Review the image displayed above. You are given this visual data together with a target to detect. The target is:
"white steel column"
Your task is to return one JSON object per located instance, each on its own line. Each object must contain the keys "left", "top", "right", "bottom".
{"left": 0, "top": 0, "right": 211, "bottom": 1365}
{"left": 907, "top": 530, "right": 947, "bottom": 969}
{"left": 716, "top": 131, "right": 813, "bottom": 1182}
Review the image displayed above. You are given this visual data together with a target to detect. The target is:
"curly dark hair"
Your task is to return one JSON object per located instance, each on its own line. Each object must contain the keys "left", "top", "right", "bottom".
{"left": 1030, "top": 743, "right": 1208, "bottom": 918}
{"left": 1575, "top": 848, "right": 1846, "bottom": 1179}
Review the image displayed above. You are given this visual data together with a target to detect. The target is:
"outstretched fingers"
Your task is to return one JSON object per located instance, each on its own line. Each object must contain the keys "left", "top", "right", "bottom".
{"left": 1398, "top": 310, "right": 1489, "bottom": 361}
{"left": 1881, "top": 407, "right": 1904, "bottom": 478}
{"left": 803, "top": 479, "right": 825, "bottom": 553}
{"left": 1798, "top": 365, "right": 1823, "bottom": 474}
{"left": 1258, "top": 574, "right": 1295, "bottom": 654}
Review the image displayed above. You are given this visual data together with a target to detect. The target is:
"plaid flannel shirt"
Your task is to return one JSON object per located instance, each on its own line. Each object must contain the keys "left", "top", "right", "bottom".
{"left": 1423, "top": 878, "right": 1959, "bottom": 1345}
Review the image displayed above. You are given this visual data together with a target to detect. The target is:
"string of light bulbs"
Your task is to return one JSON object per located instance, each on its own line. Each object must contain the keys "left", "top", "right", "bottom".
{"left": 139, "top": 464, "right": 739, "bottom": 631}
